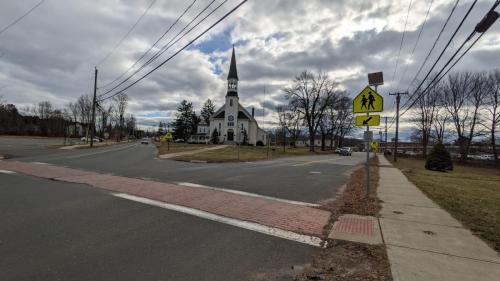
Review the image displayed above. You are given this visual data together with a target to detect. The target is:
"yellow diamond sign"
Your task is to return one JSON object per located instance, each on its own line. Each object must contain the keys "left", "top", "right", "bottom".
{"left": 353, "top": 86, "right": 383, "bottom": 113}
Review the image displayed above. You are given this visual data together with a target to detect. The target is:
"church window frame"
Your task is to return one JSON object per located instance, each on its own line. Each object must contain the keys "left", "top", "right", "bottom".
{"left": 230, "top": 99, "right": 233, "bottom": 107}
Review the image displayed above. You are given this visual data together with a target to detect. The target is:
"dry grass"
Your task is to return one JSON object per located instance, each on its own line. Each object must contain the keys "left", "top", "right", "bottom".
{"left": 389, "top": 157, "right": 500, "bottom": 251}
{"left": 155, "top": 142, "right": 215, "bottom": 155}
{"left": 173, "top": 145, "right": 335, "bottom": 162}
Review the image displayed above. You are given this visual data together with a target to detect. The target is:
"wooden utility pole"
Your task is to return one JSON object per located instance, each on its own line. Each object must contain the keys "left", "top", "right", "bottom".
{"left": 90, "top": 67, "right": 98, "bottom": 148}
{"left": 389, "top": 92, "right": 408, "bottom": 162}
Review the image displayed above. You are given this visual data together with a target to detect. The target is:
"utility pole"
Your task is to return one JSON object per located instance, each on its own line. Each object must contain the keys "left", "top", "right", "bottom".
{"left": 90, "top": 67, "right": 98, "bottom": 148}
{"left": 389, "top": 92, "right": 408, "bottom": 162}
{"left": 383, "top": 116, "right": 388, "bottom": 152}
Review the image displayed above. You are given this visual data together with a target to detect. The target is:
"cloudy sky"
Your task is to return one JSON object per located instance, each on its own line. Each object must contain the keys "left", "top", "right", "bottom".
{"left": 1, "top": 0, "right": 499, "bottom": 139}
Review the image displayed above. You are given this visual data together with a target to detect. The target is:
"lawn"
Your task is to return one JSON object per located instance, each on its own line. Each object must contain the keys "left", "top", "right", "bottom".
{"left": 155, "top": 142, "right": 216, "bottom": 155}
{"left": 389, "top": 157, "right": 500, "bottom": 251}
{"left": 173, "top": 145, "right": 335, "bottom": 162}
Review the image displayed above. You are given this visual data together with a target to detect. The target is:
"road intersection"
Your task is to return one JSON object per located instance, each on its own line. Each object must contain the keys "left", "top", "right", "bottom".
{"left": 0, "top": 137, "right": 367, "bottom": 280}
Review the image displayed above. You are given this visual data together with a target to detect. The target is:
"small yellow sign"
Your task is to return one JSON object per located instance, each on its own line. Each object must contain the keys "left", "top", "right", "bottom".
{"left": 161, "top": 132, "right": 173, "bottom": 142}
{"left": 353, "top": 86, "right": 383, "bottom": 113}
{"left": 370, "top": 141, "right": 379, "bottom": 152}
{"left": 355, "top": 115, "right": 380, "bottom": 126}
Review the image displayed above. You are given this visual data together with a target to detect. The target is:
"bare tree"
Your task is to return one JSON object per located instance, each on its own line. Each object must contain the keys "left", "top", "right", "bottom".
{"left": 76, "top": 94, "right": 92, "bottom": 139}
{"left": 284, "top": 71, "right": 338, "bottom": 152}
{"left": 277, "top": 105, "right": 303, "bottom": 148}
{"left": 114, "top": 93, "right": 128, "bottom": 141}
{"left": 481, "top": 70, "right": 500, "bottom": 163}
{"left": 412, "top": 79, "right": 440, "bottom": 157}
{"left": 443, "top": 72, "right": 487, "bottom": 162}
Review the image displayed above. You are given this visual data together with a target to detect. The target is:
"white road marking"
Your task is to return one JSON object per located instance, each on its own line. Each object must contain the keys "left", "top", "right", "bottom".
{"left": 309, "top": 171, "right": 322, "bottom": 174}
{"left": 31, "top": 162, "right": 48, "bottom": 165}
{"left": 292, "top": 157, "right": 342, "bottom": 167}
{"left": 176, "top": 182, "right": 321, "bottom": 207}
{"left": 0, "top": 169, "right": 16, "bottom": 174}
{"left": 64, "top": 144, "right": 138, "bottom": 159}
{"left": 113, "top": 193, "right": 324, "bottom": 247}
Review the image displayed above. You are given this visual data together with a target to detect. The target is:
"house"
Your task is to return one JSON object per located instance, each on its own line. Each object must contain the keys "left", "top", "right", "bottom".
{"left": 188, "top": 120, "right": 210, "bottom": 144}
{"left": 210, "top": 47, "right": 267, "bottom": 146}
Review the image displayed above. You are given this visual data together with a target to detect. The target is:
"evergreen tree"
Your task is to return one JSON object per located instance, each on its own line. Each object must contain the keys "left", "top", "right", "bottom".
{"left": 241, "top": 128, "right": 248, "bottom": 145}
{"left": 201, "top": 99, "right": 216, "bottom": 124}
{"left": 425, "top": 142, "right": 453, "bottom": 171}
{"left": 211, "top": 128, "right": 219, "bottom": 144}
{"left": 157, "top": 121, "right": 166, "bottom": 136}
{"left": 173, "top": 100, "right": 195, "bottom": 140}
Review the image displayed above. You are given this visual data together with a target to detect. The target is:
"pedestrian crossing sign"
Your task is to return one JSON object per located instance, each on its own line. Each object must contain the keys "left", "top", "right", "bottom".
{"left": 353, "top": 86, "right": 383, "bottom": 113}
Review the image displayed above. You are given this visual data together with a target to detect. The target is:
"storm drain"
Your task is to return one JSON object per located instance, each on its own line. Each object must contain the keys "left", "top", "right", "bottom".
{"left": 328, "top": 214, "right": 383, "bottom": 245}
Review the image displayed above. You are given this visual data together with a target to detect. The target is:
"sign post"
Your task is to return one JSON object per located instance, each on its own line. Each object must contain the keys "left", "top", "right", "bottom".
{"left": 354, "top": 73, "right": 384, "bottom": 196}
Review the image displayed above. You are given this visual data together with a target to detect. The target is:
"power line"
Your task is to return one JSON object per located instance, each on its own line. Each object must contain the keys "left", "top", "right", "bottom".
{"left": 405, "top": 0, "right": 478, "bottom": 105}
{"left": 99, "top": 0, "right": 228, "bottom": 99}
{"left": 406, "top": 0, "right": 460, "bottom": 91}
{"left": 387, "top": 0, "right": 462, "bottom": 130}
{"left": 390, "top": 0, "right": 413, "bottom": 92}
{"left": 96, "top": 0, "right": 158, "bottom": 66}
{"left": 398, "top": 0, "right": 500, "bottom": 118}
{"left": 98, "top": 0, "right": 247, "bottom": 102}
{"left": 396, "top": 0, "right": 434, "bottom": 91}
{"left": 400, "top": 1, "right": 500, "bottom": 117}
{"left": 0, "top": 0, "right": 45, "bottom": 37}
{"left": 100, "top": 0, "right": 199, "bottom": 90}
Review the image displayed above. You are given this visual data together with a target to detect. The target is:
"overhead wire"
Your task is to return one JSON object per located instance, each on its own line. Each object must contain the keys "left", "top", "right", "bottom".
{"left": 98, "top": 0, "right": 228, "bottom": 99}
{"left": 389, "top": 0, "right": 413, "bottom": 92}
{"left": 97, "top": 0, "right": 248, "bottom": 102}
{"left": 406, "top": 0, "right": 460, "bottom": 91}
{"left": 399, "top": 0, "right": 500, "bottom": 117}
{"left": 96, "top": 0, "right": 158, "bottom": 67}
{"left": 395, "top": 0, "right": 434, "bottom": 91}
{"left": 0, "top": 0, "right": 45, "bottom": 37}
{"left": 99, "top": 0, "right": 199, "bottom": 90}
{"left": 387, "top": 0, "right": 479, "bottom": 129}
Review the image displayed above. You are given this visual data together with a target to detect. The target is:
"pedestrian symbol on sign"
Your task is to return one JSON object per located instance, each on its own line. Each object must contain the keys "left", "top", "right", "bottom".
{"left": 353, "top": 86, "right": 383, "bottom": 113}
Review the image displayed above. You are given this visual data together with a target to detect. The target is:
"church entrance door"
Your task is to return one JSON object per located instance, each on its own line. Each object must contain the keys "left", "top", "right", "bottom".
{"left": 227, "top": 130, "right": 234, "bottom": 141}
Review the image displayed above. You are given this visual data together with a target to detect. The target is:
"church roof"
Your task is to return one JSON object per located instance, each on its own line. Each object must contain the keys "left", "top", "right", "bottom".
{"left": 227, "top": 47, "right": 238, "bottom": 80}
{"left": 213, "top": 110, "right": 225, "bottom": 119}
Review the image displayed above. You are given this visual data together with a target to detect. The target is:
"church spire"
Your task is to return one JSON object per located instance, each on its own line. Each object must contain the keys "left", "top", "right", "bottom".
{"left": 227, "top": 46, "right": 238, "bottom": 81}
{"left": 226, "top": 46, "right": 239, "bottom": 97}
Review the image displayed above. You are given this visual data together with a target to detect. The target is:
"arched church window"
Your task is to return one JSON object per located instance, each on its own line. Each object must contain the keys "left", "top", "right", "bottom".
{"left": 230, "top": 99, "right": 233, "bottom": 107}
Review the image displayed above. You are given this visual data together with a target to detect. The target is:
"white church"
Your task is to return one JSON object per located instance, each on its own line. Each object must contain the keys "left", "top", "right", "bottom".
{"left": 210, "top": 48, "right": 267, "bottom": 145}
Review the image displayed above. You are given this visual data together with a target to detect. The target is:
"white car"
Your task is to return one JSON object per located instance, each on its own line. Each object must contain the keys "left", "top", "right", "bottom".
{"left": 81, "top": 137, "right": 101, "bottom": 143}
{"left": 339, "top": 147, "right": 352, "bottom": 156}
{"left": 140, "top": 138, "right": 149, "bottom": 145}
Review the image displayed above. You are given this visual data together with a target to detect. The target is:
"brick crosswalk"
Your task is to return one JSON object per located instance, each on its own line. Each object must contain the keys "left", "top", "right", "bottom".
{"left": 0, "top": 161, "right": 331, "bottom": 237}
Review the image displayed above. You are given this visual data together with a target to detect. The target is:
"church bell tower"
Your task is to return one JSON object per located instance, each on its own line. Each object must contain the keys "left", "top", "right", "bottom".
{"left": 224, "top": 46, "right": 239, "bottom": 142}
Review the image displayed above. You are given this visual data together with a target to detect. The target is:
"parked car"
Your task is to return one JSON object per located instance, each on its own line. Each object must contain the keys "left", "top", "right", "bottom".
{"left": 140, "top": 138, "right": 149, "bottom": 145}
{"left": 174, "top": 138, "right": 185, "bottom": 143}
{"left": 81, "top": 137, "right": 102, "bottom": 143}
{"left": 339, "top": 147, "right": 352, "bottom": 156}
{"left": 334, "top": 147, "right": 342, "bottom": 154}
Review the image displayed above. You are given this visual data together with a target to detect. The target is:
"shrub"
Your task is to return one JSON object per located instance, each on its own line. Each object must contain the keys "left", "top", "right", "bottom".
{"left": 210, "top": 129, "right": 219, "bottom": 144}
{"left": 425, "top": 142, "right": 453, "bottom": 171}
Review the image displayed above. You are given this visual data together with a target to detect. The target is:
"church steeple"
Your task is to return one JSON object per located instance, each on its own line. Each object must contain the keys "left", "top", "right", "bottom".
{"left": 228, "top": 47, "right": 238, "bottom": 80}
{"left": 226, "top": 46, "right": 238, "bottom": 97}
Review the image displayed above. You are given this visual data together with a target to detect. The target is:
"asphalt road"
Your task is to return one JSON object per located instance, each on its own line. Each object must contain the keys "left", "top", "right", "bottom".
{"left": 0, "top": 136, "right": 367, "bottom": 280}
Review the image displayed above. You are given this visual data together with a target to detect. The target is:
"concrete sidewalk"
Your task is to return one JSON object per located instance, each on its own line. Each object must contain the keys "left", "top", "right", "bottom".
{"left": 158, "top": 145, "right": 227, "bottom": 159}
{"left": 378, "top": 156, "right": 500, "bottom": 281}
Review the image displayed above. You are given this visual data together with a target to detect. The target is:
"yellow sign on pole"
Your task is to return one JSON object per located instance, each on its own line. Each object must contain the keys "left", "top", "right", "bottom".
{"left": 161, "top": 132, "right": 173, "bottom": 142}
{"left": 353, "top": 86, "right": 384, "bottom": 113}
{"left": 370, "top": 140, "right": 379, "bottom": 152}
{"left": 355, "top": 115, "right": 380, "bottom": 126}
